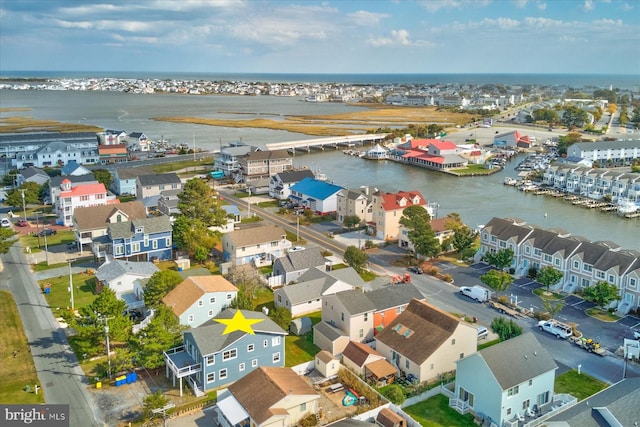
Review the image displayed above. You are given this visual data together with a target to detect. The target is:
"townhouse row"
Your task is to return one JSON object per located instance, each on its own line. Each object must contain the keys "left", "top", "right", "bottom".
{"left": 543, "top": 163, "right": 640, "bottom": 201}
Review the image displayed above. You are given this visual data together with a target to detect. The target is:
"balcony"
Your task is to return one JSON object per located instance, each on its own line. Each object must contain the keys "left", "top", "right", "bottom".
{"left": 164, "top": 346, "right": 201, "bottom": 378}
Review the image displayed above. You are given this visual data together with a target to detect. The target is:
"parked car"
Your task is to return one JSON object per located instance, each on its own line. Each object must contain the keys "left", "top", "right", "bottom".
{"left": 16, "top": 219, "right": 29, "bottom": 227}
{"left": 477, "top": 326, "right": 488, "bottom": 340}
{"left": 289, "top": 246, "right": 305, "bottom": 252}
{"left": 408, "top": 266, "right": 424, "bottom": 274}
{"left": 0, "top": 218, "right": 11, "bottom": 228}
{"left": 39, "top": 228, "right": 57, "bottom": 237}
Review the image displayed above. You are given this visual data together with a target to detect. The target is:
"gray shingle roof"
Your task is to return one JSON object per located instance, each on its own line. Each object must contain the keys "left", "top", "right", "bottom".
{"left": 478, "top": 332, "right": 557, "bottom": 390}
{"left": 275, "top": 248, "right": 326, "bottom": 274}
{"left": 108, "top": 215, "right": 172, "bottom": 239}
{"left": 95, "top": 260, "right": 159, "bottom": 282}
{"left": 50, "top": 174, "right": 96, "bottom": 187}
{"left": 137, "top": 173, "right": 181, "bottom": 186}
{"left": 365, "top": 283, "right": 424, "bottom": 311}
{"left": 276, "top": 169, "right": 315, "bottom": 183}
{"left": 313, "top": 321, "right": 345, "bottom": 342}
{"left": 333, "top": 289, "right": 376, "bottom": 315}
{"left": 186, "top": 309, "right": 287, "bottom": 356}
{"left": 227, "top": 224, "right": 286, "bottom": 247}
{"left": 276, "top": 267, "right": 364, "bottom": 306}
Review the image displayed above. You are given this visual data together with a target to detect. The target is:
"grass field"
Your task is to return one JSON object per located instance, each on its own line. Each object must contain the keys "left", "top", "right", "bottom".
{"left": 554, "top": 369, "right": 607, "bottom": 401}
{"left": 41, "top": 272, "right": 98, "bottom": 313}
{"left": 0, "top": 291, "right": 45, "bottom": 404}
{"left": 0, "top": 115, "right": 103, "bottom": 134}
{"left": 21, "top": 229, "right": 76, "bottom": 249}
{"left": 404, "top": 394, "right": 477, "bottom": 427}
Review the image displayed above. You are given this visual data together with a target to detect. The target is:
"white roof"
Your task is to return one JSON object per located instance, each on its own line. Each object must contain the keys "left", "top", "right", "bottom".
{"left": 216, "top": 395, "right": 249, "bottom": 425}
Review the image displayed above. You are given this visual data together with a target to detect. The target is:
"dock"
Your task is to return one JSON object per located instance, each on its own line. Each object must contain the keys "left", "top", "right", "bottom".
{"left": 265, "top": 134, "right": 387, "bottom": 153}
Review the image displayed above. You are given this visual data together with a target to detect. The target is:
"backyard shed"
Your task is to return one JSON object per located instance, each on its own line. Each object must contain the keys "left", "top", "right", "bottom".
{"left": 290, "top": 317, "right": 312, "bottom": 335}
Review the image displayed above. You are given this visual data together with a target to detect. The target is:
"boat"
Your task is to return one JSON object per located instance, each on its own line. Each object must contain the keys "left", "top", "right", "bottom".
{"left": 504, "top": 177, "right": 518, "bottom": 186}
{"left": 617, "top": 199, "right": 639, "bottom": 216}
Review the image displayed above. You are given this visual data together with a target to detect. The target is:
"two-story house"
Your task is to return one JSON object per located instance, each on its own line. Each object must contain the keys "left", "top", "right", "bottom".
{"left": 214, "top": 367, "right": 320, "bottom": 427}
{"left": 271, "top": 246, "right": 328, "bottom": 286}
{"left": 111, "top": 166, "right": 153, "bottom": 196}
{"left": 57, "top": 179, "right": 118, "bottom": 226}
{"left": 335, "top": 186, "right": 377, "bottom": 225}
{"left": 136, "top": 173, "right": 182, "bottom": 199}
{"left": 164, "top": 309, "right": 287, "bottom": 397}
{"left": 375, "top": 298, "right": 477, "bottom": 383}
{"left": 268, "top": 169, "right": 316, "bottom": 200}
{"left": 213, "top": 141, "right": 260, "bottom": 177}
{"left": 95, "top": 260, "right": 159, "bottom": 309}
{"left": 162, "top": 276, "right": 239, "bottom": 327}
{"left": 94, "top": 215, "right": 173, "bottom": 263}
{"left": 221, "top": 224, "right": 291, "bottom": 267}
{"left": 49, "top": 174, "right": 98, "bottom": 207}
{"left": 370, "top": 190, "right": 431, "bottom": 240}
{"left": 289, "top": 177, "right": 343, "bottom": 214}
{"left": 236, "top": 149, "right": 292, "bottom": 183}
{"left": 453, "top": 333, "right": 558, "bottom": 427}
{"left": 17, "top": 167, "right": 50, "bottom": 186}
{"left": 73, "top": 201, "right": 147, "bottom": 253}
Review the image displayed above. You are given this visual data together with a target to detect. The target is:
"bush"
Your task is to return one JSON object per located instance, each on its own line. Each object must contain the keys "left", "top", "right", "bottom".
{"left": 299, "top": 413, "right": 318, "bottom": 427}
{"left": 528, "top": 267, "right": 538, "bottom": 279}
{"left": 382, "top": 384, "right": 406, "bottom": 404}
{"left": 442, "top": 274, "right": 453, "bottom": 282}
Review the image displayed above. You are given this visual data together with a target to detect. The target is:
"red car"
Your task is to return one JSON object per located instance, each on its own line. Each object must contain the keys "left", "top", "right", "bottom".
{"left": 16, "top": 219, "right": 29, "bottom": 227}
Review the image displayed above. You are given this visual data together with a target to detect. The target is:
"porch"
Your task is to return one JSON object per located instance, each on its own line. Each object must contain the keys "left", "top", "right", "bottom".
{"left": 163, "top": 346, "right": 202, "bottom": 397}
{"left": 502, "top": 393, "right": 577, "bottom": 427}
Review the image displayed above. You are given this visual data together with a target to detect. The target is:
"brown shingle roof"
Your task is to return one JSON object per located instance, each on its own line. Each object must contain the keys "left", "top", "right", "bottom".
{"left": 162, "top": 276, "right": 238, "bottom": 317}
{"left": 342, "top": 341, "right": 383, "bottom": 368}
{"left": 375, "top": 299, "right": 460, "bottom": 364}
{"left": 73, "top": 201, "right": 147, "bottom": 231}
{"left": 376, "top": 407, "right": 406, "bottom": 427}
{"left": 365, "top": 359, "right": 397, "bottom": 380}
{"left": 228, "top": 367, "right": 318, "bottom": 424}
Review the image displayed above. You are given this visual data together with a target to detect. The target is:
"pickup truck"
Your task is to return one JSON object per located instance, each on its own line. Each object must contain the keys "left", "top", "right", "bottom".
{"left": 538, "top": 320, "right": 573, "bottom": 339}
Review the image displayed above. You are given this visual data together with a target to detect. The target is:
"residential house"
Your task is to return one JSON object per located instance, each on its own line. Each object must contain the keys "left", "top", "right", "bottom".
{"left": 157, "top": 189, "right": 182, "bottom": 216}
{"left": 164, "top": 309, "right": 287, "bottom": 396}
{"left": 399, "top": 218, "right": 455, "bottom": 252}
{"left": 214, "top": 367, "right": 320, "bottom": 427}
{"left": 567, "top": 140, "right": 640, "bottom": 165}
{"left": 111, "top": 166, "right": 153, "bottom": 196}
{"left": 335, "top": 186, "right": 377, "bottom": 224}
{"left": 162, "top": 276, "right": 239, "bottom": 327}
{"left": 49, "top": 174, "right": 98, "bottom": 207}
{"left": 342, "top": 341, "right": 392, "bottom": 378}
{"left": 14, "top": 140, "right": 99, "bottom": 169}
{"left": 94, "top": 215, "right": 173, "bottom": 262}
{"left": 97, "top": 130, "right": 127, "bottom": 145}
{"left": 95, "top": 260, "right": 159, "bottom": 309}
{"left": 56, "top": 179, "right": 117, "bottom": 226}
{"left": 236, "top": 149, "right": 292, "bottom": 183}
{"left": 72, "top": 200, "right": 147, "bottom": 251}
{"left": 375, "top": 299, "right": 477, "bottom": 383}
{"left": 289, "top": 177, "right": 343, "bottom": 214}
{"left": 221, "top": 224, "right": 291, "bottom": 267}
{"left": 274, "top": 267, "right": 364, "bottom": 317}
{"left": 320, "top": 289, "right": 376, "bottom": 344}
{"left": 60, "top": 160, "right": 91, "bottom": 176}
{"left": 209, "top": 205, "right": 242, "bottom": 234}
{"left": 271, "top": 246, "right": 328, "bottom": 286}
{"left": 98, "top": 144, "right": 128, "bottom": 164}
{"left": 268, "top": 169, "right": 316, "bottom": 200}
{"left": 213, "top": 141, "right": 260, "bottom": 177}
{"left": 367, "top": 283, "right": 425, "bottom": 335}
{"left": 370, "top": 190, "right": 431, "bottom": 240}
{"left": 127, "top": 132, "right": 151, "bottom": 152}
{"left": 136, "top": 173, "right": 182, "bottom": 199}
{"left": 452, "top": 333, "right": 558, "bottom": 427}
{"left": 16, "top": 167, "right": 50, "bottom": 186}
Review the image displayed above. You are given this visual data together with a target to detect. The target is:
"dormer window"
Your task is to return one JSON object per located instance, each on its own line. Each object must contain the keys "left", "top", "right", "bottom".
{"left": 135, "top": 227, "right": 144, "bottom": 233}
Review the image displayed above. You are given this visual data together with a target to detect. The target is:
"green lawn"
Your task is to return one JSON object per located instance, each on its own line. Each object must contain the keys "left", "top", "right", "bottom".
{"left": 0, "top": 291, "right": 45, "bottom": 404}
{"left": 41, "top": 272, "right": 98, "bottom": 312}
{"left": 452, "top": 164, "right": 496, "bottom": 176}
{"left": 151, "top": 158, "right": 213, "bottom": 173}
{"left": 404, "top": 394, "right": 477, "bottom": 427}
{"left": 533, "top": 288, "right": 564, "bottom": 300}
{"left": 285, "top": 333, "right": 320, "bottom": 367}
{"left": 256, "top": 200, "right": 279, "bottom": 208}
{"left": 554, "top": 369, "right": 607, "bottom": 401}
{"left": 585, "top": 307, "right": 620, "bottom": 322}
{"left": 478, "top": 338, "right": 501, "bottom": 350}
{"left": 20, "top": 229, "right": 76, "bottom": 249}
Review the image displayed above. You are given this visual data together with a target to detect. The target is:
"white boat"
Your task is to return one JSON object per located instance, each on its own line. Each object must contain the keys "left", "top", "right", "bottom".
{"left": 504, "top": 177, "right": 518, "bottom": 186}
{"left": 617, "top": 199, "right": 639, "bottom": 215}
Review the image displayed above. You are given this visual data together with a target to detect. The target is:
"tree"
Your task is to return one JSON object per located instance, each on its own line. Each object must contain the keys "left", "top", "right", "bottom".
{"left": 83, "top": 287, "right": 132, "bottom": 342}
{"left": 491, "top": 317, "right": 523, "bottom": 341}
{"left": 537, "top": 266, "right": 564, "bottom": 292}
{"left": 399, "top": 205, "right": 439, "bottom": 259}
{"left": 0, "top": 227, "right": 18, "bottom": 254}
{"left": 561, "top": 106, "right": 589, "bottom": 128}
{"left": 143, "top": 270, "right": 183, "bottom": 308}
{"left": 382, "top": 384, "right": 406, "bottom": 404}
{"left": 343, "top": 245, "right": 368, "bottom": 273}
{"left": 557, "top": 132, "right": 582, "bottom": 156}
{"left": 532, "top": 108, "right": 559, "bottom": 125}
{"left": 5, "top": 181, "right": 42, "bottom": 207}
{"left": 451, "top": 226, "right": 475, "bottom": 255}
{"left": 269, "top": 306, "right": 292, "bottom": 330}
{"left": 343, "top": 215, "right": 361, "bottom": 229}
{"left": 226, "top": 265, "right": 263, "bottom": 298}
{"left": 582, "top": 281, "right": 620, "bottom": 308}
{"left": 142, "top": 390, "right": 173, "bottom": 420}
{"left": 178, "top": 178, "right": 227, "bottom": 226}
{"left": 130, "top": 305, "right": 184, "bottom": 369}
{"left": 93, "top": 169, "right": 113, "bottom": 190}
{"left": 480, "top": 269, "right": 513, "bottom": 294}
{"left": 230, "top": 289, "right": 253, "bottom": 310}
{"left": 542, "top": 299, "right": 565, "bottom": 319}
{"left": 483, "top": 248, "right": 514, "bottom": 271}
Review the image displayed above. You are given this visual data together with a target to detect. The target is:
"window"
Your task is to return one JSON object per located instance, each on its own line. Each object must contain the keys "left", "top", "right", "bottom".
{"left": 252, "top": 359, "right": 258, "bottom": 367}
{"left": 208, "top": 310, "right": 213, "bottom": 317}
{"left": 277, "top": 295, "right": 282, "bottom": 303}
{"left": 188, "top": 315, "right": 194, "bottom": 323}
{"left": 227, "top": 294, "right": 232, "bottom": 300}
{"left": 506, "top": 408, "right": 512, "bottom": 416}
{"left": 272, "top": 337, "right": 281, "bottom": 346}
{"left": 596, "top": 271, "right": 605, "bottom": 280}
{"left": 165, "top": 237, "right": 171, "bottom": 247}
{"left": 152, "top": 240, "right": 158, "bottom": 249}
{"left": 630, "top": 278, "right": 637, "bottom": 288}
{"left": 135, "top": 227, "right": 144, "bottom": 233}
{"left": 507, "top": 385, "right": 519, "bottom": 397}
{"left": 573, "top": 260, "right": 579, "bottom": 269}
{"left": 524, "top": 246, "right": 530, "bottom": 254}
{"left": 219, "top": 369, "right": 227, "bottom": 380}
{"left": 198, "top": 300, "right": 203, "bottom": 307}
{"left": 210, "top": 297, "right": 216, "bottom": 304}
{"left": 499, "top": 241, "right": 506, "bottom": 248}
{"left": 459, "top": 353, "right": 464, "bottom": 359}
{"left": 529, "top": 379, "right": 533, "bottom": 387}
{"left": 247, "top": 344, "right": 254, "bottom": 352}
{"left": 273, "top": 352, "right": 281, "bottom": 363}
{"left": 451, "top": 338, "right": 456, "bottom": 345}
{"left": 222, "top": 349, "right": 237, "bottom": 361}
{"left": 405, "top": 360, "right": 410, "bottom": 369}
{"left": 239, "top": 363, "right": 245, "bottom": 372}
{"left": 364, "top": 312, "right": 368, "bottom": 321}
{"left": 114, "top": 245, "right": 124, "bottom": 255}
{"left": 583, "top": 264, "right": 593, "bottom": 272}
{"left": 359, "top": 329, "right": 364, "bottom": 338}
{"left": 534, "top": 249, "right": 541, "bottom": 256}
{"left": 341, "top": 312, "right": 344, "bottom": 321}
{"left": 300, "top": 402, "right": 306, "bottom": 411}
{"left": 132, "top": 242, "right": 140, "bottom": 253}
{"left": 608, "top": 275, "right": 615, "bottom": 283}
{"left": 206, "top": 355, "right": 214, "bottom": 366}
{"left": 207, "top": 373, "right": 215, "bottom": 383}
{"left": 543, "top": 254, "right": 552, "bottom": 263}
{"left": 264, "top": 340, "right": 268, "bottom": 348}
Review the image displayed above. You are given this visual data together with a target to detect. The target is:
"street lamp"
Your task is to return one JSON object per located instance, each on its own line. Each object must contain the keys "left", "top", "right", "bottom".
{"left": 20, "top": 189, "right": 27, "bottom": 222}
{"left": 68, "top": 259, "right": 74, "bottom": 311}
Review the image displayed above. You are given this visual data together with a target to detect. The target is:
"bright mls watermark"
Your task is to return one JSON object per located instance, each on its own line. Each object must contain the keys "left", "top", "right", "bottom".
{"left": 1, "top": 405, "right": 69, "bottom": 426}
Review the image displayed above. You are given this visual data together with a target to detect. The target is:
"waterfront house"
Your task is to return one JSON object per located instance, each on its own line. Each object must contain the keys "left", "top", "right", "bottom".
{"left": 271, "top": 246, "right": 328, "bottom": 285}
{"left": 127, "top": 132, "right": 151, "bottom": 152}
{"left": 56, "top": 179, "right": 118, "bottom": 226}
{"left": 213, "top": 141, "right": 260, "bottom": 177}
{"left": 14, "top": 140, "right": 99, "bottom": 169}
{"left": 213, "top": 367, "right": 319, "bottom": 427}
{"left": 567, "top": 140, "right": 640, "bottom": 166}
{"left": 95, "top": 260, "right": 159, "bottom": 309}
{"left": 452, "top": 333, "right": 558, "bottom": 427}
{"left": 335, "top": 186, "right": 377, "bottom": 225}
{"left": 97, "top": 130, "right": 127, "bottom": 145}
{"left": 72, "top": 200, "right": 147, "bottom": 252}
{"left": 164, "top": 309, "right": 287, "bottom": 397}
{"left": 274, "top": 267, "right": 363, "bottom": 317}
{"left": 398, "top": 217, "right": 455, "bottom": 252}
{"left": 375, "top": 299, "right": 477, "bottom": 383}
{"left": 61, "top": 160, "right": 91, "bottom": 176}
{"left": 221, "top": 224, "right": 291, "bottom": 267}
{"left": 98, "top": 144, "right": 128, "bottom": 164}
{"left": 136, "top": 172, "right": 182, "bottom": 199}
{"left": 111, "top": 166, "right": 153, "bottom": 196}
{"left": 16, "top": 167, "right": 50, "bottom": 186}
{"left": 289, "top": 177, "right": 343, "bottom": 214}
{"left": 49, "top": 174, "right": 98, "bottom": 206}
{"left": 370, "top": 190, "right": 430, "bottom": 240}
{"left": 162, "top": 276, "right": 238, "bottom": 327}
{"left": 543, "top": 164, "right": 640, "bottom": 200}
{"left": 390, "top": 139, "right": 468, "bottom": 171}
{"left": 94, "top": 214, "right": 173, "bottom": 263}
{"left": 268, "top": 169, "right": 315, "bottom": 200}
{"left": 236, "top": 149, "right": 292, "bottom": 183}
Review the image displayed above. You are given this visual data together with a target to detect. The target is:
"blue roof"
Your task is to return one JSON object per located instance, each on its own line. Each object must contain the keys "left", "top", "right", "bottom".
{"left": 290, "top": 177, "right": 342, "bottom": 200}
{"left": 61, "top": 160, "right": 83, "bottom": 175}
{"left": 222, "top": 205, "right": 241, "bottom": 216}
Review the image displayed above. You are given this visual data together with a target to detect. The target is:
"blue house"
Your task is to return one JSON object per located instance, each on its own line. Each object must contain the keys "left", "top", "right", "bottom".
{"left": 164, "top": 309, "right": 287, "bottom": 396}
{"left": 111, "top": 167, "right": 152, "bottom": 196}
{"left": 289, "top": 177, "right": 343, "bottom": 214}
{"left": 94, "top": 215, "right": 173, "bottom": 262}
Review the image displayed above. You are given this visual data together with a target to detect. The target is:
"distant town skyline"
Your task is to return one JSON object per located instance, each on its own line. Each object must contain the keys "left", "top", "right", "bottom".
{"left": 1, "top": 0, "right": 639, "bottom": 75}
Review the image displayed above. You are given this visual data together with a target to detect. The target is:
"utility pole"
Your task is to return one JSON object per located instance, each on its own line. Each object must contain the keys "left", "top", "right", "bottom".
{"left": 152, "top": 403, "right": 175, "bottom": 427}
{"left": 97, "top": 315, "right": 115, "bottom": 379}
{"left": 296, "top": 213, "right": 300, "bottom": 242}
{"left": 20, "top": 189, "right": 27, "bottom": 222}
{"left": 68, "top": 259, "right": 74, "bottom": 311}
{"left": 43, "top": 226, "right": 49, "bottom": 265}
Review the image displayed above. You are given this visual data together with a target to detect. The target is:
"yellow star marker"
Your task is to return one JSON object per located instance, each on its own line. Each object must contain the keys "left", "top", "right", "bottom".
{"left": 215, "top": 310, "right": 264, "bottom": 335}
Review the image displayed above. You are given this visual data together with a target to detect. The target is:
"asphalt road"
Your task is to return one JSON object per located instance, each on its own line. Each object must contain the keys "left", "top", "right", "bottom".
{"left": 0, "top": 244, "right": 102, "bottom": 426}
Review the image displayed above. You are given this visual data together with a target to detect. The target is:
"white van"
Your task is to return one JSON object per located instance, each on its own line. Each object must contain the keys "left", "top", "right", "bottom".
{"left": 0, "top": 217, "right": 11, "bottom": 228}
{"left": 477, "top": 326, "right": 488, "bottom": 340}
{"left": 459, "top": 285, "right": 491, "bottom": 303}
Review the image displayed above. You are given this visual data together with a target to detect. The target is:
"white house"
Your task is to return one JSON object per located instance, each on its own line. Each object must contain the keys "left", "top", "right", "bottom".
{"left": 289, "top": 177, "right": 343, "bottom": 214}
{"left": 95, "top": 260, "right": 159, "bottom": 309}
{"left": 57, "top": 179, "right": 117, "bottom": 226}
{"left": 221, "top": 224, "right": 292, "bottom": 267}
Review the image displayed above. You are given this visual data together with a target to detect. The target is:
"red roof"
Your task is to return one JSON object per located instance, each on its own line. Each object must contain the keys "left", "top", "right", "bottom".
{"left": 60, "top": 183, "right": 107, "bottom": 197}
{"left": 98, "top": 144, "right": 128, "bottom": 155}
{"left": 431, "top": 140, "right": 457, "bottom": 150}
{"left": 380, "top": 190, "right": 426, "bottom": 211}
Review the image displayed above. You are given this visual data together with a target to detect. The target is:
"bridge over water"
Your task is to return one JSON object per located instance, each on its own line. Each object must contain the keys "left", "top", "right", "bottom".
{"left": 265, "top": 134, "right": 388, "bottom": 153}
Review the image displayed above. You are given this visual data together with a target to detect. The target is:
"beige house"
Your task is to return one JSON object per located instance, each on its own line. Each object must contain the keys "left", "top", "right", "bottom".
{"left": 398, "top": 217, "right": 455, "bottom": 252}
{"left": 335, "top": 186, "right": 376, "bottom": 224}
{"left": 321, "top": 289, "right": 376, "bottom": 343}
{"left": 237, "top": 149, "right": 292, "bottom": 183}
{"left": 370, "top": 190, "right": 432, "bottom": 240}
{"left": 221, "top": 224, "right": 292, "bottom": 267}
{"left": 375, "top": 299, "right": 477, "bottom": 383}
{"left": 214, "top": 367, "right": 320, "bottom": 427}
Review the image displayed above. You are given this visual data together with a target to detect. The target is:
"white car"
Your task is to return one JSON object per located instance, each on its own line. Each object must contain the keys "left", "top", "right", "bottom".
{"left": 0, "top": 218, "right": 11, "bottom": 228}
{"left": 289, "top": 246, "right": 305, "bottom": 252}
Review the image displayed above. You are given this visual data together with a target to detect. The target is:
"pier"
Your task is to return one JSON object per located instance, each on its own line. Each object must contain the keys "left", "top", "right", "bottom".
{"left": 265, "top": 134, "right": 387, "bottom": 153}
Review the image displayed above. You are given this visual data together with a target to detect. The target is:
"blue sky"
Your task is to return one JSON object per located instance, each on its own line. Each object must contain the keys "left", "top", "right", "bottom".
{"left": 1, "top": 0, "right": 638, "bottom": 74}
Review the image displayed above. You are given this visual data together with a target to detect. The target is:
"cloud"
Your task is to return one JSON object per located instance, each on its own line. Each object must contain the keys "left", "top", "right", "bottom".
{"left": 513, "top": 0, "right": 528, "bottom": 8}
{"left": 347, "top": 10, "right": 388, "bottom": 27}
{"left": 622, "top": 3, "right": 633, "bottom": 11}
{"left": 537, "top": 2, "right": 547, "bottom": 11}
{"left": 584, "top": 0, "right": 595, "bottom": 11}
{"left": 369, "top": 29, "right": 411, "bottom": 47}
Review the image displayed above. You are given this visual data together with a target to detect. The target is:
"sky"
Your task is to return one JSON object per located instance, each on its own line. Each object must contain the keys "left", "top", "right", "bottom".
{"left": 0, "top": 0, "right": 639, "bottom": 75}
